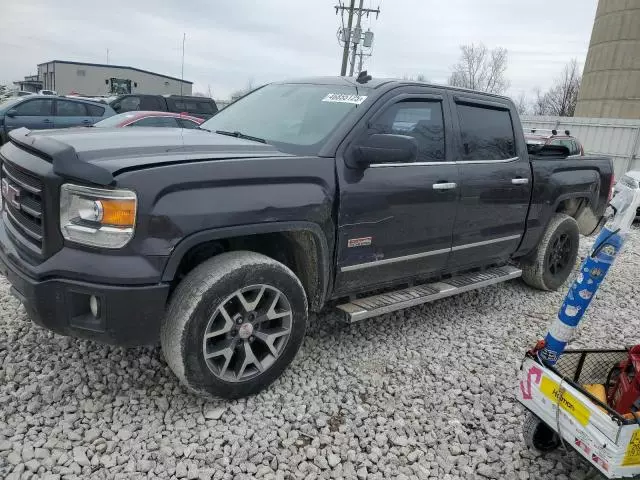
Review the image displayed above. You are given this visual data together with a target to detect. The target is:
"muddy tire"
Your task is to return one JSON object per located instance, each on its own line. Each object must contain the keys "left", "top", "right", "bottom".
{"left": 522, "top": 213, "right": 579, "bottom": 291}
{"left": 161, "top": 251, "right": 307, "bottom": 399}
{"left": 523, "top": 412, "right": 561, "bottom": 452}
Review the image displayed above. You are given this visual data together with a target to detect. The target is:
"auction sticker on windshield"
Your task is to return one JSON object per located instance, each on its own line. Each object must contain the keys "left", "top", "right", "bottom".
{"left": 322, "top": 93, "right": 367, "bottom": 104}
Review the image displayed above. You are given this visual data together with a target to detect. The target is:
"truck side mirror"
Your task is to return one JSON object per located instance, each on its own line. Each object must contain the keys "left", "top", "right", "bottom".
{"left": 6, "top": 109, "right": 17, "bottom": 118}
{"left": 350, "top": 134, "right": 418, "bottom": 168}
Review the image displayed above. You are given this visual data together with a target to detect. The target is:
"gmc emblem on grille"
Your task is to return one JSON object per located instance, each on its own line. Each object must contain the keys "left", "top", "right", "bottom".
{"left": 1, "top": 178, "right": 21, "bottom": 210}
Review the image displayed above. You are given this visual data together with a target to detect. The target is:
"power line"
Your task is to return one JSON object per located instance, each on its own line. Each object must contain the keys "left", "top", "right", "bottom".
{"left": 335, "top": 1, "right": 380, "bottom": 76}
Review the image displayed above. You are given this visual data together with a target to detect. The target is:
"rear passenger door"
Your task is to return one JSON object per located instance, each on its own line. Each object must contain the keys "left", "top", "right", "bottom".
{"left": 447, "top": 95, "right": 531, "bottom": 271}
{"left": 54, "top": 100, "right": 93, "bottom": 128}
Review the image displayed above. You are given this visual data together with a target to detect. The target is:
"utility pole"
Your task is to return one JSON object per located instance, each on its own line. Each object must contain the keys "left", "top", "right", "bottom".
{"left": 106, "top": 49, "right": 109, "bottom": 65}
{"left": 348, "top": 0, "right": 364, "bottom": 77}
{"left": 180, "top": 33, "right": 185, "bottom": 96}
{"left": 339, "top": 0, "right": 355, "bottom": 76}
{"left": 335, "top": 1, "right": 380, "bottom": 76}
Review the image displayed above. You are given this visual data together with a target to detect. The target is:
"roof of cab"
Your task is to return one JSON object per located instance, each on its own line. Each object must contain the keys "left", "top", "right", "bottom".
{"left": 274, "top": 76, "right": 512, "bottom": 101}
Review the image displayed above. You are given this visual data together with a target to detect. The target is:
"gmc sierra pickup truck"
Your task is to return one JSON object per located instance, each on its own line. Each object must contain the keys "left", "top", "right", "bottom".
{"left": 0, "top": 75, "right": 614, "bottom": 398}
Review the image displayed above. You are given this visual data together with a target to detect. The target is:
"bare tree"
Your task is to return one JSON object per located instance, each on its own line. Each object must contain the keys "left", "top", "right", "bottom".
{"left": 230, "top": 79, "right": 256, "bottom": 101}
{"left": 532, "top": 87, "right": 547, "bottom": 116}
{"left": 515, "top": 92, "right": 529, "bottom": 115}
{"left": 402, "top": 73, "right": 428, "bottom": 82}
{"left": 448, "top": 43, "right": 510, "bottom": 94}
{"left": 532, "top": 60, "right": 581, "bottom": 117}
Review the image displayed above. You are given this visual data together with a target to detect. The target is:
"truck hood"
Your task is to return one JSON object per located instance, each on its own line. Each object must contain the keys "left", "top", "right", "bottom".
{"left": 7, "top": 127, "right": 287, "bottom": 186}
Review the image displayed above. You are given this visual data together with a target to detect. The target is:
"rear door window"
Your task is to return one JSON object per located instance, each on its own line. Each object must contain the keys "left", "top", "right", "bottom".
{"left": 456, "top": 103, "right": 516, "bottom": 160}
{"left": 140, "top": 96, "right": 166, "bottom": 111}
{"left": 172, "top": 98, "right": 215, "bottom": 115}
{"left": 56, "top": 100, "right": 88, "bottom": 116}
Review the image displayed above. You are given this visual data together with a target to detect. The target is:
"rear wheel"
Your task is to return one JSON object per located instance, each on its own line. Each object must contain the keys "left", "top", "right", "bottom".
{"left": 522, "top": 213, "right": 579, "bottom": 291}
{"left": 523, "top": 412, "right": 561, "bottom": 452}
{"left": 161, "top": 251, "right": 307, "bottom": 398}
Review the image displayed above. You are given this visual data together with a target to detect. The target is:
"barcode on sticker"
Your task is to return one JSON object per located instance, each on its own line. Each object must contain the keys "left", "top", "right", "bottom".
{"left": 322, "top": 93, "right": 367, "bottom": 104}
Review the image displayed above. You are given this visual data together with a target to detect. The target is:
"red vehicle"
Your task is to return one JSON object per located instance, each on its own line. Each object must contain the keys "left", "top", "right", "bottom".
{"left": 525, "top": 128, "right": 584, "bottom": 156}
{"left": 93, "top": 111, "right": 204, "bottom": 129}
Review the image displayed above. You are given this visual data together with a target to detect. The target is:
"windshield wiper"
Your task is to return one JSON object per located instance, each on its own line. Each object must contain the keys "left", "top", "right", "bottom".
{"left": 198, "top": 126, "right": 211, "bottom": 132}
{"left": 215, "top": 130, "right": 266, "bottom": 144}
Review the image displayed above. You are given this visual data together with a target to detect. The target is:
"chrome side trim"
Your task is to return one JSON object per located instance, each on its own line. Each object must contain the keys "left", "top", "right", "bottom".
{"left": 340, "top": 247, "right": 450, "bottom": 273}
{"left": 369, "top": 161, "right": 451, "bottom": 167}
{"left": 367, "top": 157, "right": 519, "bottom": 168}
{"left": 341, "top": 234, "right": 522, "bottom": 272}
{"left": 456, "top": 157, "right": 519, "bottom": 165}
{"left": 451, "top": 234, "right": 521, "bottom": 251}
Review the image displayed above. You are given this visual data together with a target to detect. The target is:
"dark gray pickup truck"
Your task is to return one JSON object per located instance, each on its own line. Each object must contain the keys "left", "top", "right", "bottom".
{"left": 0, "top": 75, "right": 613, "bottom": 398}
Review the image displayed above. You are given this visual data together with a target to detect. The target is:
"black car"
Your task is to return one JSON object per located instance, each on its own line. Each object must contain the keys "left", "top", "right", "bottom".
{"left": 109, "top": 94, "right": 218, "bottom": 119}
{"left": 0, "top": 75, "right": 614, "bottom": 399}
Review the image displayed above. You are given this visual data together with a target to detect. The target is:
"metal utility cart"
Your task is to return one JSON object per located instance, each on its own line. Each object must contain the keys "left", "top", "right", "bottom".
{"left": 517, "top": 171, "right": 640, "bottom": 479}
{"left": 520, "top": 350, "right": 640, "bottom": 477}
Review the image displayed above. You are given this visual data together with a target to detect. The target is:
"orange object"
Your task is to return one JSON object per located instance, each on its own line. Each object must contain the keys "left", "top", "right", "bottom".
{"left": 583, "top": 383, "right": 608, "bottom": 413}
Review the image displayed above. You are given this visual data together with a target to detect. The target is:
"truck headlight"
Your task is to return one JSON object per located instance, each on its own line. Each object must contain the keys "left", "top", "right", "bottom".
{"left": 60, "top": 184, "right": 137, "bottom": 248}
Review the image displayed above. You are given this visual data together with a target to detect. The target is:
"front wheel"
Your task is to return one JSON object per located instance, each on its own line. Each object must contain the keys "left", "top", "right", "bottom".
{"left": 522, "top": 213, "right": 579, "bottom": 291}
{"left": 161, "top": 251, "right": 308, "bottom": 399}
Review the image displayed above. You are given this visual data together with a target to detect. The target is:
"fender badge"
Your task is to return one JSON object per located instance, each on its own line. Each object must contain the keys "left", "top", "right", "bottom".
{"left": 348, "top": 237, "right": 372, "bottom": 248}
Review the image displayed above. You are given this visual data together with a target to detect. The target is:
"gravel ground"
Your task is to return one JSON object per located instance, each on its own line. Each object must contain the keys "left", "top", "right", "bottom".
{"left": 1, "top": 226, "right": 639, "bottom": 480}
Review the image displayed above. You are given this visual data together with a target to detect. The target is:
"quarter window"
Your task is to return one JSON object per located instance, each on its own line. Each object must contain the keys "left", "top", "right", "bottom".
{"left": 86, "top": 104, "right": 106, "bottom": 117}
{"left": 457, "top": 104, "right": 516, "bottom": 160}
{"left": 369, "top": 100, "right": 446, "bottom": 162}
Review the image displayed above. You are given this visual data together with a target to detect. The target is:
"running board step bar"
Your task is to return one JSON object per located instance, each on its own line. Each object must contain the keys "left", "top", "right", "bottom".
{"left": 336, "top": 265, "right": 522, "bottom": 323}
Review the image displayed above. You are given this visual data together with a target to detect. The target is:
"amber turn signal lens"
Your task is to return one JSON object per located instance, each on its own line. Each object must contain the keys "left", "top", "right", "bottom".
{"left": 99, "top": 199, "right": 136, "bottom": 227}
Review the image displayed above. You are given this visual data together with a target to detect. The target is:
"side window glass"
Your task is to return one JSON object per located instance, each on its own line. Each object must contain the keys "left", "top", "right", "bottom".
{"left": 120, "top": 97, "right": 141, "bottom": 112}
{"left": 369, "top": 100, "right": 446, "bottom": 162}
{"left": 140, "top": 96, "right": 164, "bottom": 110}
{"left": 130, "top": 116, "right": 180, "bottom": 127}
{"left": 14, "top": 99, "right": 54, "bottom": 116}
{"left": 86, "top": 104, "right": 105, "bottom": 117}
{"left": 56, "top": 100, "right": 88, "bottom": 116}
{"left": 456, "top": 104, "right": 516, "bottom": 160}
{"left": 178, "top": 118, "right": 200, "bottom": 129}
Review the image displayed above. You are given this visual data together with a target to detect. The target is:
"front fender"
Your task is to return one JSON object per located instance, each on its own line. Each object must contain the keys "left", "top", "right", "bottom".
{"left": 161, "top": 221, "right": 332, "bottom": 304}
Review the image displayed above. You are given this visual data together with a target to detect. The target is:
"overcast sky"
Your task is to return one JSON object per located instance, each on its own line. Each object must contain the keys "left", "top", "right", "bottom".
{"left": 1, "top": 0, "right": 597, "bottom": 100}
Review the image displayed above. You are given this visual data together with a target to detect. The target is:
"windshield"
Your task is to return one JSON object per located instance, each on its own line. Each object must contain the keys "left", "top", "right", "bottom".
{"left": 0, "top": 97, "right": 22, "bottom": 112}
{"left": 93, "top": 112, "right": 138, "bottom": 127}
{"left": 200, "top": 83, "right": 370, "bottom": 154}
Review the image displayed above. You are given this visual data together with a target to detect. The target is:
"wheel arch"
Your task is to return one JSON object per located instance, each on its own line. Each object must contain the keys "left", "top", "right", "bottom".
{"left": 162, "top": 221, "right": 331, "bottom": 311}
{"left": 553, "top": 193, "right": 601, "bottom": 236}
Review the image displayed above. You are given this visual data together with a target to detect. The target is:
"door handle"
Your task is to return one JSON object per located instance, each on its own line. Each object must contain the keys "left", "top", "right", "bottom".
{"left": 43, "top": 119, "right": 52, "bottom": 123}
{"left": 511, "top": 178, "right": 529, "bottom": 185}
{"left": 432, "top": 182, "right": 457, "bottom": 190}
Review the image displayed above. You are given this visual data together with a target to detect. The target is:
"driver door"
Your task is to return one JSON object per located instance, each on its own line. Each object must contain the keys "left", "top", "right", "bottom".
{"left": 334, "top": 88, "right": 459, "bottom": 295}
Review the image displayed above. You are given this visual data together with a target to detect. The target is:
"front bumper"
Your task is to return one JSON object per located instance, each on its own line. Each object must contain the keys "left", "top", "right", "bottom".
{"left": 0, "top": 230, "right": 171, "bottom": 346}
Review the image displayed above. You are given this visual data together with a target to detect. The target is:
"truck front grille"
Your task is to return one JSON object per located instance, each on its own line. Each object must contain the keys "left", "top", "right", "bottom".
{"left": 1, "top": 160, "right": 45, "bottom": 254}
